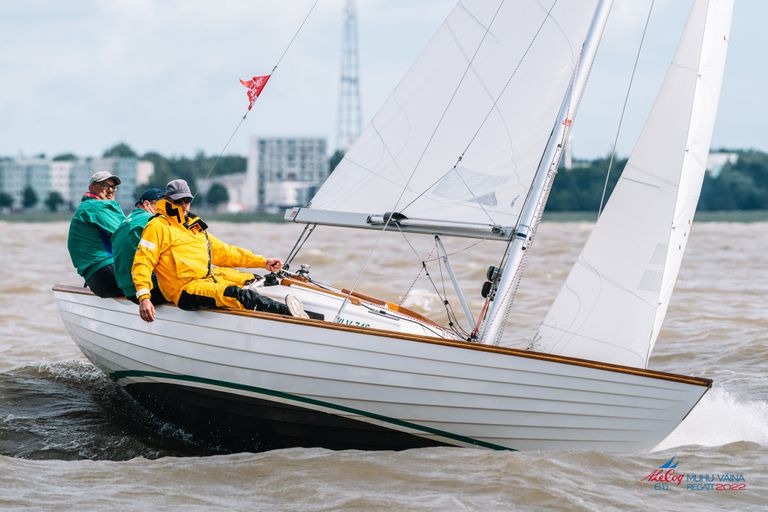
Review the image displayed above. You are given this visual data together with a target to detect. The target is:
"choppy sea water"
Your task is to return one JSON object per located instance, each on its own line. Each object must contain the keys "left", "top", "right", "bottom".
{"left": 0, "top": 220, "right": 765, "bottom": 511}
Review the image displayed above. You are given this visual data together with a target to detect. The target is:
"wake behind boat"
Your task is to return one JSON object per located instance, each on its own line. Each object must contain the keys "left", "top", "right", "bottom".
{"left": 55, "top": 0, "right": 732, "bottom": 452}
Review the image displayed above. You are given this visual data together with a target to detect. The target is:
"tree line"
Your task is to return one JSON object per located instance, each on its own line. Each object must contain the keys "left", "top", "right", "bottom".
{"left": 547, "top": 149, "right": 768, "bottom": 212}
{"left": 105, "top": 142, "right": 244, "bottom": 207}
{"left": 0, "top": 143, "right": 245, "bottom": 212}
{"left": 3, "top": 144, "right": 767, "bottom": 213}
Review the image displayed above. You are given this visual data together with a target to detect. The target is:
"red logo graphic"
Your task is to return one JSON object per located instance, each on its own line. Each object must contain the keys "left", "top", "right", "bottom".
{"left": 239, "top": 74, "right": 271, "bottom": 110}
{"left": 642, "top": 456, "right": 684, "bottom": 486}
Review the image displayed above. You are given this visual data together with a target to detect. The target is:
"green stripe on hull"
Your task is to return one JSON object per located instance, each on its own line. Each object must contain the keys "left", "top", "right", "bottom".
{"left": 112, "top": 370, "right": 513, "bottom": 451}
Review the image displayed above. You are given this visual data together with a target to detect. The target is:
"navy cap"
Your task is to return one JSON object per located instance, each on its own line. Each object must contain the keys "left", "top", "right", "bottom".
{"left": 135, "top": 187, "right": 164, "bottom": 206}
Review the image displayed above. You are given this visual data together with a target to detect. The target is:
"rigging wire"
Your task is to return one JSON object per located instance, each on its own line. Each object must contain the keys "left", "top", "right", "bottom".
{"left": 422, "top": 239, "right": 486, "bottom": 263}
{"left": 387, "top": 0, "right": 507, "bottom": 224}
{"left": 332, "top": 1, "right": 509, "bottom": 323}
{"left": 393, "top": 227, "right": 465, "bottom": 336}
{"left": 597, "top": 0, "right": 655, "bottom": 219}
{"left": 433, "top": 246, "right": 470, "bottom": 337}
{"left": 284, "top": 223, "right": 317, "bottom": 269}
{"left": 394, "top": 226, "right": 435, "bottom": 305}
{"left": 395, "top": 230, "right": 488, "bottom": 338}
{"left": 399, "top": 0, "right": 561, "bottom": 223}
{"left": 201, "top": 0, "right": 320, "bottom": 182}
{"left": 376, "top": 222, "right": 471, "bottom": 337}
{"left": 479, "top": 34, "right": 585, "bottom": 342}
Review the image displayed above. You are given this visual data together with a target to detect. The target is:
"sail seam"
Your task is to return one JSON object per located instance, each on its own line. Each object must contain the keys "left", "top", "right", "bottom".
{"left": 400, "top": 0, "right": 562, "bottom": 222}
{"left": 333, "top": 0, "right": 509, "bottom": 323}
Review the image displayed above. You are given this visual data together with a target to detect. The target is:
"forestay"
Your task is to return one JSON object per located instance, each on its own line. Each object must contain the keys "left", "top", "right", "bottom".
{"left": 294, "top": 0, "right": 600, "bottom": 238}
{"left": 534, "top": 0, "right": 733, "bottom": 368}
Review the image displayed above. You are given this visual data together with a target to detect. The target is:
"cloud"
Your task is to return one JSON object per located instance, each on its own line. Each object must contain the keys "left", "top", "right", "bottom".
{"left": 0, "top": 0, "right": 765, "bottom": 159}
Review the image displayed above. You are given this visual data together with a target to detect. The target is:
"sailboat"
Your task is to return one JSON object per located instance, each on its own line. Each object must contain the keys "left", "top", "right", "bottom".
{"left": 54, "top": 0, "right": 732, "bottom": 452}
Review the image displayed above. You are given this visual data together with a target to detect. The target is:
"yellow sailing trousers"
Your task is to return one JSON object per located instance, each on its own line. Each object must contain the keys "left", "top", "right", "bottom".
{"left": 177, "top": 268, "right": 256, "bottom": 311}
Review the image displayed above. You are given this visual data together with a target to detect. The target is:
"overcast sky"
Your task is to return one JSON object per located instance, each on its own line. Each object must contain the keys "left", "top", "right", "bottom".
{"left": 1, "top": 0, "right": 764, "bottom": 160}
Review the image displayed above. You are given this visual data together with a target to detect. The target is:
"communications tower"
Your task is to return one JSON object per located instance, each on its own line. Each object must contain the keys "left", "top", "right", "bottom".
{"left": 336, "top": 0, "right": 363, "bottom": 151}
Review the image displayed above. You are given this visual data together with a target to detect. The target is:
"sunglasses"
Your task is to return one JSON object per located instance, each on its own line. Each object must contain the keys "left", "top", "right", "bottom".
{"left": 174, "top": 197, "right": 193, "bottom": 205}
{"left": 98, "top": 182, "right": 118, "bottom": 190}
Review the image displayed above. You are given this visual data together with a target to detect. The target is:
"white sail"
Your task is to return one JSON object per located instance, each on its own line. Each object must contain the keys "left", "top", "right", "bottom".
{"left": 534, "top": 0, "right": 733, "bottom": 368}
{"left": 307, "top": 0, "right": 600, "bottom": 231}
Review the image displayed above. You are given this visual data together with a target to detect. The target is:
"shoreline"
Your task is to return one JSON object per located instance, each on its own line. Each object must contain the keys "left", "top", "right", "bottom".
{"left": 2, "top": 209, "right": 767, "bottom": 223}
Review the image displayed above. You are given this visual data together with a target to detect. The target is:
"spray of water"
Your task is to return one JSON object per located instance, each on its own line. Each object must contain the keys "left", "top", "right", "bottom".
{"left": 654, "top": 387, "right": 768, "bottom": 451}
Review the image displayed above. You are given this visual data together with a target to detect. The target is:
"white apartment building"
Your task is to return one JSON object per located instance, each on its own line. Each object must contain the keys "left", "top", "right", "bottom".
{"left": 69, "top": 157, "right": 139, "bottom": 211}
{"left": 0, "top": 156, "right": 152, "bottom": 211}
{"left": 0, "top": 158, "right": 53, "bottom": 210}
{"left": 246, "top": 137, "right": 328, "bottom": 212}
{"left": 0, "top": 160, "right": 26, "bottom": 208}
{"left": 50, "top": 161, "right": 74, "bottom": 205}
{"left": 199, "top": 137, "right": 328, "bottom": 213}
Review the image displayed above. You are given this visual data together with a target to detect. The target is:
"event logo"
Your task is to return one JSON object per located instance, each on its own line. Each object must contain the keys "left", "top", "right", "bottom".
{"left": 642, "top": 456, "right": 747, "bottom": 491}
{"left": 642, "top": 456, "right": 684, "bottom": 489}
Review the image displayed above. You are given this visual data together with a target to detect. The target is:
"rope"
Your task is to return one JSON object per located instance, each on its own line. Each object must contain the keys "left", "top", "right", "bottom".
{"left": 202, "top": 0, "right": 320, "bottom": 182}
{"left": 597, "top": 0, "right": 655, "bottom": 219}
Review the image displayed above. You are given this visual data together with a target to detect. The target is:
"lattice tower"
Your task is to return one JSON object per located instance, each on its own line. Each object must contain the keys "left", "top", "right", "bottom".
{"left": 336, "top": 0, "right": 363, "bottom": 151}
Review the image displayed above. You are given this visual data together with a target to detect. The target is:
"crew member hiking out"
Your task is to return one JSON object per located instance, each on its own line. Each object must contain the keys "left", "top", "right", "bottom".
{"left": 111, "top": 187, "right": 167, "bottom": 304}
{"left": 67, "top": 171, "right": 125, "bottom": 297}
{"left": 131, "top": 179, "right": 308, "bottom": 322}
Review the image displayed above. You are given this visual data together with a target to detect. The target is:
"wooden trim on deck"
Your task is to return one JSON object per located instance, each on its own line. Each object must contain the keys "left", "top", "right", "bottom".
{"left": 52, "top": 283, "right": 712, "bottom": 388}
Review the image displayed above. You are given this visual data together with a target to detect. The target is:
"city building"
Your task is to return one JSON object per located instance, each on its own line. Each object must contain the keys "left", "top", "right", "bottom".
{"left": 199, "top": 136, "right": 329, "bottom": 213}
{"left": 69, "top": 157, "right": 139, "bottom": 211}
{"left": 0, "top": 158, "right": 53, "bottom": 210}
{"left": 0, "top": 156, "right": 152, "bottom": 211}
{"left": 248, "top": 137, "right": 328, "bottom": 212}
{"left": 50, "top": 161, "right": 74, "bottom": 205}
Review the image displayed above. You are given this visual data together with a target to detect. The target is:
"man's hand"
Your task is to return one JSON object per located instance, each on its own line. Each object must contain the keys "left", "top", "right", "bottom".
{"left": 139, "top": 298, "right": 155, "bottom": 322}
{"left": 265, "top": 258, "right": 283, "bottom": 272}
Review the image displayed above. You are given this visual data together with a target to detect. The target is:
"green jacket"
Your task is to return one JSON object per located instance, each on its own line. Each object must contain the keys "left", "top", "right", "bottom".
{"left": 111, "top": 207, "right": 153, "bottom": 297}
{"left": 67, "top": 194, "right": 125, "bottom": 282}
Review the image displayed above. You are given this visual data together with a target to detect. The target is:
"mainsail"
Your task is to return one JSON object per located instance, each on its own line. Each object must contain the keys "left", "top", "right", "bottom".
{"left": 299, "top": 0, "right": 600, "bottom": 235}
{"left": 534, "top": 0, "right": 733, "bottom": 368}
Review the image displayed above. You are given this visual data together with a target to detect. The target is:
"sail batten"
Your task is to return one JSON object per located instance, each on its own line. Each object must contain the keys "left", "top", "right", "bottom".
{"left": 535, "top": 0, "right": 733, "bottom": 368}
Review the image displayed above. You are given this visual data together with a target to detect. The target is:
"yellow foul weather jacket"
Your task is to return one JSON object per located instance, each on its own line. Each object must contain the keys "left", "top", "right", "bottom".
{"left": 132, "top": 199, "right": 267, "bottom": 304}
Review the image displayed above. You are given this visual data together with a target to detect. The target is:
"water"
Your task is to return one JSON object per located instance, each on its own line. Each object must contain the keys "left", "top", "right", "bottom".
{"left": 0, "top": 220, "right": 766, "bottom": 510}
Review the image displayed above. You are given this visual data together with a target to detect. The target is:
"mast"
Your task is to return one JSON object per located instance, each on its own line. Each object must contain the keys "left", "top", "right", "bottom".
{"left": 480, "top": 0, "right": 614, "bottom": 345}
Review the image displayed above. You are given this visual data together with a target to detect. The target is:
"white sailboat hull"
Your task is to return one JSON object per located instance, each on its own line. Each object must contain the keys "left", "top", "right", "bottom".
{"left": 54, "top": 285, "right": 709, "bottom": 452}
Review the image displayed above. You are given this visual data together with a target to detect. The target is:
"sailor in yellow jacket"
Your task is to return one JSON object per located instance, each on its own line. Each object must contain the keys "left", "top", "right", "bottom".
{"left": 132, "top": 179, "right": 307, "bottom": 323}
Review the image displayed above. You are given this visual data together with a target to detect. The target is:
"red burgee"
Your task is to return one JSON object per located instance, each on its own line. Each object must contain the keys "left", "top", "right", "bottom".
{"left": 239, "top": 75, "right": 271, "bottom": 110}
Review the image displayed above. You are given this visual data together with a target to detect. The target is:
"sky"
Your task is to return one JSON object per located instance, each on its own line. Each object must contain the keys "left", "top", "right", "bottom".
{"left": 1, "top": 0, "right": 765, "bottom": 161}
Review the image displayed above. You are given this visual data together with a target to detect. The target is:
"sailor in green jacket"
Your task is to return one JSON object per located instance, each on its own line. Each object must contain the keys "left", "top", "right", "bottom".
{"left": 67, "top": 171, "right": 125, "bottom": 297}
{"left": 111, "top": 187, "right": 166, "bottom": 304}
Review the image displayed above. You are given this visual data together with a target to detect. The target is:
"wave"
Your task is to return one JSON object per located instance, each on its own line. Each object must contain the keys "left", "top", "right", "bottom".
{"left": 654, "top": 387, "right": 768, "bottom": 451}
{"left": 0, "top": 362, "right": 218, "bottom": 460}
